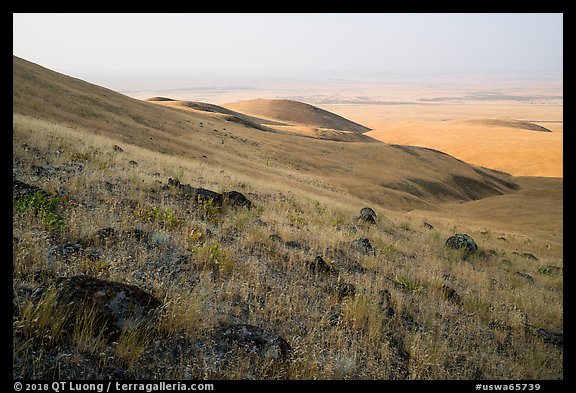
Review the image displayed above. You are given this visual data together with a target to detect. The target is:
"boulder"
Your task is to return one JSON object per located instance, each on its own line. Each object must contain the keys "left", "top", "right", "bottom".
{"left": 357, "top": 207, "right": 377, "bottom": 224}
{"left": 55, "top": 275, "right": 162, "bottom": 338}
{"left": 445, "top": 233, "right": 478, "bottom": 254}
{"left": 222, "top": 191, "right": 252, "bottom": 209}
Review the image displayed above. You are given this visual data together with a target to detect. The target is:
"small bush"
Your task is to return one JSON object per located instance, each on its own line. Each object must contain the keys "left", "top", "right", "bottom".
{"left": 135, "top": 206, "right": 184, "bottom": 228}
{"left": 191, "top": 242, "right": 235, "bottom": 273}
{"left": 394, "top": 275, "right": 424, "bottom": 293}
{"left": 14, "top": 191, "right": 65, "bottom": 230}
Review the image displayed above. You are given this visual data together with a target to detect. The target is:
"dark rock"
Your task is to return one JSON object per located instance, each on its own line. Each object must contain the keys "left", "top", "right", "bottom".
{"left": 351, "top": 238, "right": 376, "bottom": 256}
{"left": 151, "top": 172, "right": 161, "bottom": 177}
{"left": 401, "top": 311, "right": 422, "bottom": 331}
{"left": 123, "top": 229, "right": 150, "bottom": 244}
{"left": 47, "top": 242, "right": 87, "bottom": 262}
{"left": 128, "top": 160, "right": 138, "bottom": 166}
{"left": 55, "top": 275, "right": 162, "bottom": 338}
{"left": 445, "top": 233, "right": 478, "bottom": 254}
{"left": 269, "top": 234, "right": 282, "bottom": 242}
{"left": 386, "top": 334, "right": 410, "bottom": 380}
{"left": 112, "top": 144, "right": 124, "bottom": 152}
{"left": 440, "top": 284, "right": 462, "bottom": 305}
{"left": 285, "top": 240, "right": 303, "bottom": 249}
{"left": 94, "top": 227, "right": 117, "bottom": 243}
{"left": 497, "top": 236, "right": 508, "bottom": 241}
{"left": 423, "top": 221, "right": 434, "bottom": 229}
{"left": 192, "top": 188, "right": 223, "bottom": 206}
{"left": 13, "top": 179, "right": 47, "bottom": 199}
{"left": 524, "top": 323, "right": 563, "bottom": 346}
{"left": 223, "top": 191, "right": 252, "bottom": 209}
{"left": 175, "top": 254, "right": 191, "bottom": 265}
{"left": 307, "top": 256, "right": 337, "bottom": 275}
{"left": 378, "top": 289, "right": 395, "bottom": 317}
{"left": 213, "top": 323, "right": 292, "bottom": 360}
{"left": 514, "top": 272, "right": 535, "bottom": 284}
{"left": 31, "top": 164, "right": 51, "bottom": 177}
{"left": 328, "top": 310, "right": 341, "bottom": 326}
{"left": 520, "top": 252, "right": 539, "bottom": 261}
{"left": 337, "top": 283, "right": 356, "bottom": 300}
{"left": 357, "top": 207, "right": 377, "bottom": 224}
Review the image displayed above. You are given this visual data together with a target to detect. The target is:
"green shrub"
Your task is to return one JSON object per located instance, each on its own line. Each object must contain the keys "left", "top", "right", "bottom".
{"left": 14, "top": 191, "right": 65, "bottom": 230}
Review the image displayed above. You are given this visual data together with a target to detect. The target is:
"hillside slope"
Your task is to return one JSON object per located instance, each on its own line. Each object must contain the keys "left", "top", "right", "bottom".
{"left": 13, "top": 55, "right": 519, "bottom": 211}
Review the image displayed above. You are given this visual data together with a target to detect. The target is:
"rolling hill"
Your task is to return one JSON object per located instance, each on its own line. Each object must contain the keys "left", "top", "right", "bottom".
{"left": 12, "top": 55, "right": 519, "bottom": 211}
{"left": 223, "top": 98, "right": 374, "bottom": 141}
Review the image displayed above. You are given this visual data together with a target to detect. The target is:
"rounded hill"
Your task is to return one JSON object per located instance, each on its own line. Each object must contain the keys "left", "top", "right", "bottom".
{"left": 223, "top": 99, "right": 371, "bottom": 133}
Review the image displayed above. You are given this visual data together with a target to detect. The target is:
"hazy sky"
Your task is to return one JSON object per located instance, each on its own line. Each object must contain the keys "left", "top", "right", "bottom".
{"left": 13, "top": 13, "right": 563, "bottom": 84}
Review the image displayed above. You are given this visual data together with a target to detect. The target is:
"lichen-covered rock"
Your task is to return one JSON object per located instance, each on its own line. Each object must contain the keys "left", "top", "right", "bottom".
{"left": 351, "top": 238, "right": 376, "bottom": 256}
{"left": 55, "top": 275, "right": 161, "bottom": 338}
{"left": 357, "top": 207, "right": 377, "bottom": 224}
{"left": 445, "top": 233, "right": 478, "bottom": 254}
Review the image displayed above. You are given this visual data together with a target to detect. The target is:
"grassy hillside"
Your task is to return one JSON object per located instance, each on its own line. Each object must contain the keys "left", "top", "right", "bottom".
{"left": 12, "top": 56, "right": 562, "bottom": 380}
{"left": 12, "top": 56, "right": 519, "bottom": 212}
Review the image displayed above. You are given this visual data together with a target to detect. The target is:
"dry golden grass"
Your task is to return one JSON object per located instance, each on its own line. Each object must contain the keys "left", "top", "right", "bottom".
{"left": 13, "top": 114, "right": 563, "bottom": 380}
{"left": 12, "top": 56, "right": 563, "bottom": 380}
{"left": 319, "top": 104, "right": 563, "bottom": 178}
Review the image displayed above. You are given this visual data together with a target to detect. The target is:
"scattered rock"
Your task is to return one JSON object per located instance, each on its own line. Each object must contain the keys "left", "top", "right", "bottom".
{"left": 213, "top": 323, "right": 292, "bottom": 360}
{"left": 386, "top": 333, "right": 410, "bottom": 380}
{"left": 167, "top": 178, "right": 224, "bottom": 206}
{"left": 285, "top": 240, "right": 303, "bottom": 249}
{"left": 223, "top": 191, "right": 252, "bottom": 209}
{"left": 13, "top": 179, "right": 47, "bottom": 199}
{"left": 269, "top": 234, "right": 282, "bottom": 243}
{"left": 337, "top": 283, "right": 356, "bottom": 300}
{"left": 445, "top": 233, "right": 478, "bottom": 254}
{"left": 514, "top": 272, "right": 535, "bottom": 284}
{"left": 123, "top": 229, "right": 151, "bottom": 244}
{"left": 351, "top": 238, "right": 376, "bottom": 256}
{"left": 93, "top": 227, "right": 117, "bottom": 244}
{"left": 307, "top": 256, "right": 337, "bottom": 275}
{"left": 440, "top": 284, "right": 462, "bottom": 305}
{"left": 112, "top": 144, "right": 124, "bottom": 152}
{"left": 378, "top": 289, "right": 395, "bottom": 317}
{"left": 55, "top": 275, "right": 162, "bottom": 338}
{"left": 357, "top": 207, "right": 377, "bottom": 224}
{"left": 524, "top": 323, "right": 563, "bottom": 347}
{"left": 521, "top": 252, "right": 539, "bottom": 261}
